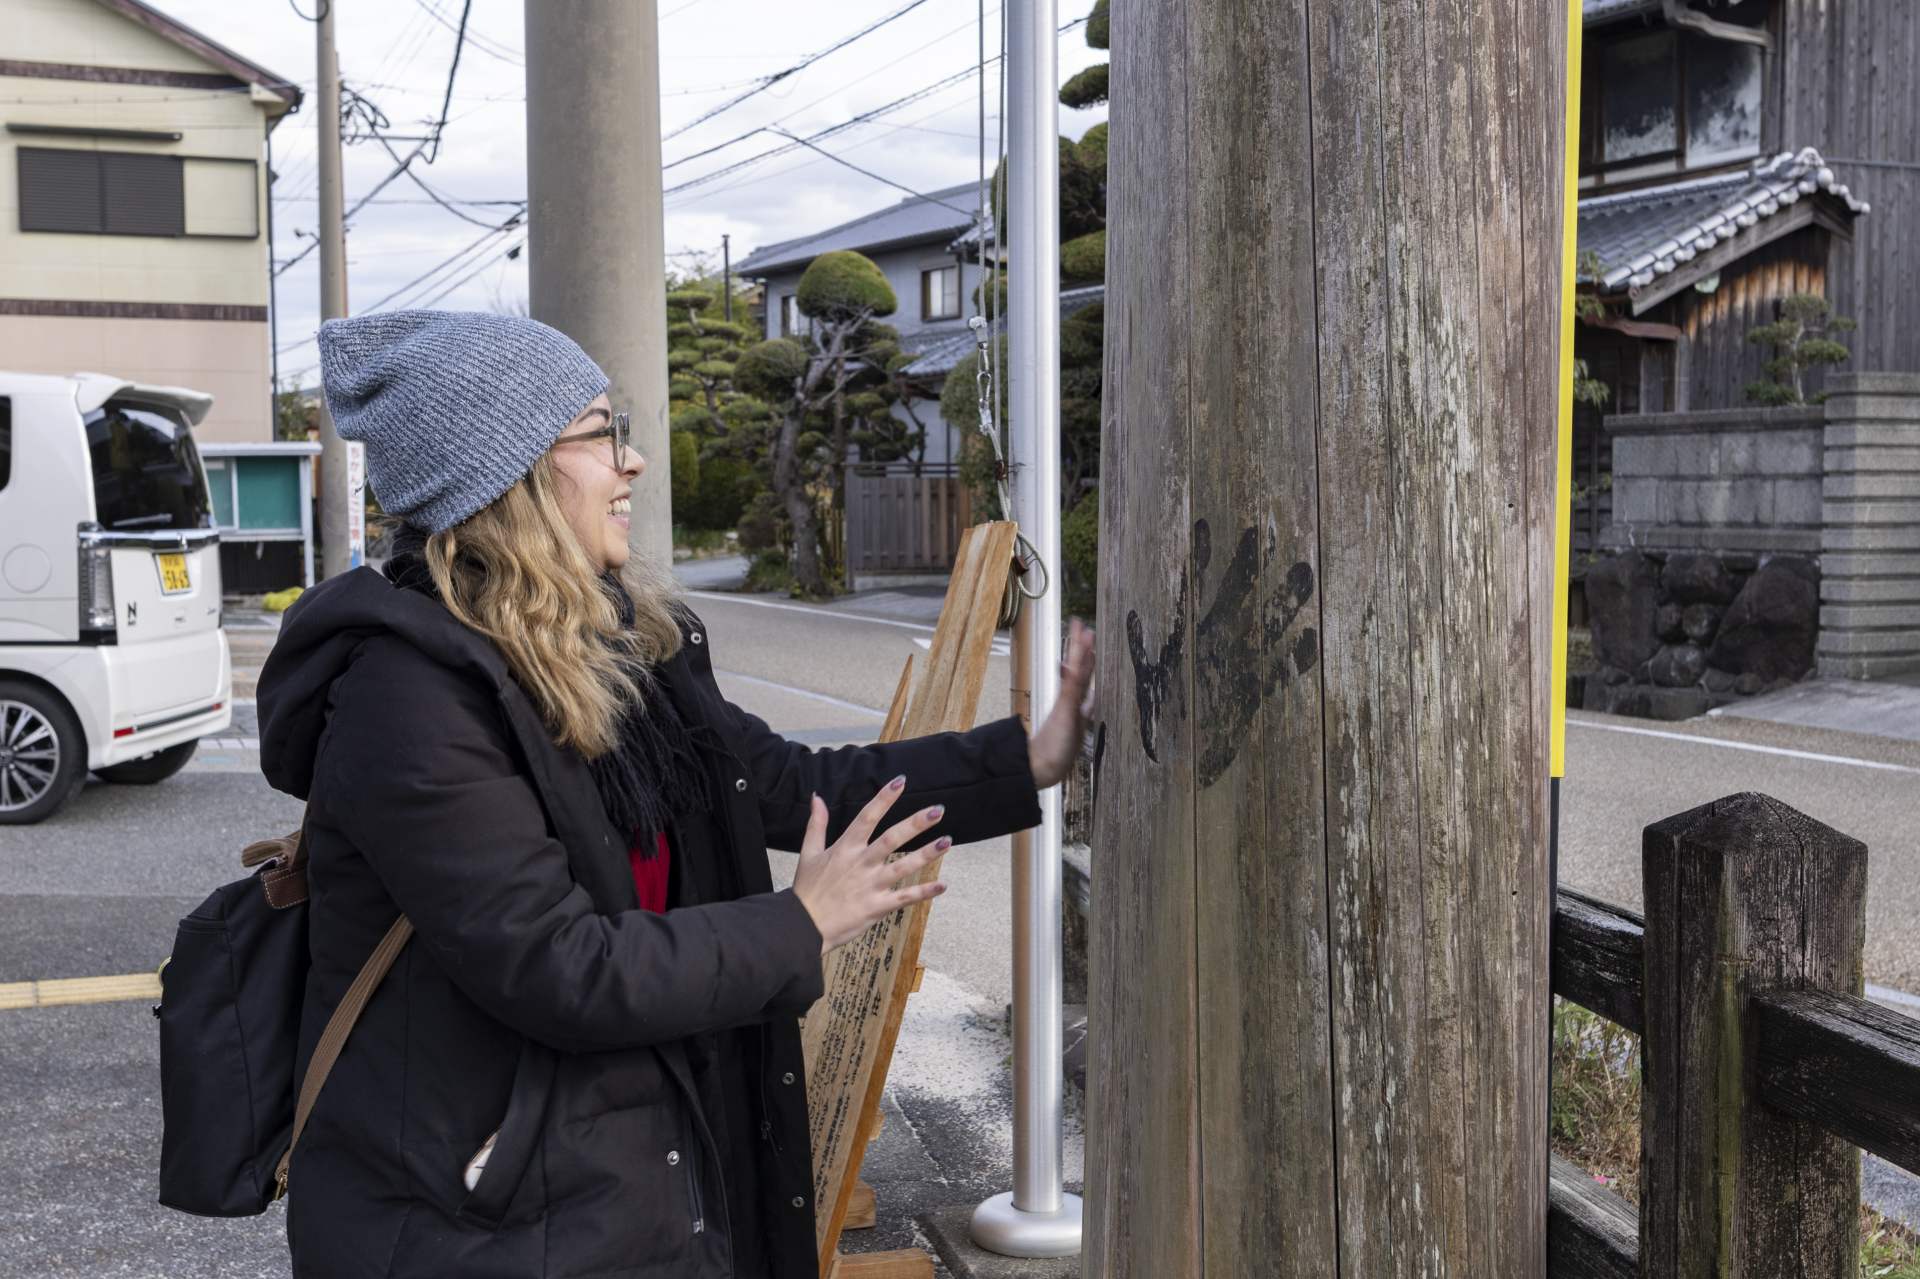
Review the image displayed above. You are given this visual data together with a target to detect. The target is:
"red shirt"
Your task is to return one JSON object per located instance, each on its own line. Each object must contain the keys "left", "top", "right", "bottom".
{"left": 628, "top": 830, "right": 671, "bottom": 913}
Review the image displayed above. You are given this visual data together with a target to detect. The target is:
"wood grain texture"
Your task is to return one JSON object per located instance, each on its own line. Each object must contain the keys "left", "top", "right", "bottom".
{"left": 1092, "top": 0, "right": 1562, "bottom": 1273}
{"left": 826, "top": 1249, "right": 934, "bottom": 1279}
{"left": 1755, "top": 987, "right": 1920, "bottom": 1176}
{"left": 1553, "top": 889, "right": 1646, "bottom": 1036}
{"left": 1184, "top": 0, "right": 1337, "bottom": 1274}
{"left": 1639, "top": 792, "right": 1867, "bottom": 1279}
{"left": 803, "top": 522, "right": 1017, "bottom": 1271}
{"left": 1085, "top": 0, "right": 1199, "bottom": 1272}
{"left": 1547, "top": 1154, "right": 1637, "bottom": 1279}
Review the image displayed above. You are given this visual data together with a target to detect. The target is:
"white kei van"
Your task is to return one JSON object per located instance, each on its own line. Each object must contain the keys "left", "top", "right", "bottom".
{"left": 0, "top": 371, "right": 232, "bottom": 824}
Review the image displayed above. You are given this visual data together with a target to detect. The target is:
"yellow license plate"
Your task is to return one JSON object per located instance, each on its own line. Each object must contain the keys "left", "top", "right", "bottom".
{"left": 157, "top": 552, "right": 190, "bottom": 594}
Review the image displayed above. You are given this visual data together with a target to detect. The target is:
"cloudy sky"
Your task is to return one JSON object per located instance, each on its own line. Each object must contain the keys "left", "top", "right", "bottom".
{"left": 155, "top": 0, "right": 1107, "bottom": 390}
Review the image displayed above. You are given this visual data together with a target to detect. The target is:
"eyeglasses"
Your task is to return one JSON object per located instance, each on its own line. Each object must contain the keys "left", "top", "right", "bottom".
{"left": 555, "top": 411, "right": 632, "bottom": 470}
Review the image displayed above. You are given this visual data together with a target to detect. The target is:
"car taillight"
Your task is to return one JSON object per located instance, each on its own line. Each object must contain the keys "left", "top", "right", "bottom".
{"left": 79, "top": 544, "right": 115, "bottom": 631}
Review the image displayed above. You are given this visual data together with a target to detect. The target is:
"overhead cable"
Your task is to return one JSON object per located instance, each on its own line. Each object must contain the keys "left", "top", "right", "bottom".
{"left": 662, "top": 0, "right": 935, "bottom": 143}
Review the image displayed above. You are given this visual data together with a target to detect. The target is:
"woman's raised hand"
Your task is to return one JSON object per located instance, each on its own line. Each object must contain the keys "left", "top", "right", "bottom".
{"left": 791, "top": 777, "right": 950, "bottom": 954}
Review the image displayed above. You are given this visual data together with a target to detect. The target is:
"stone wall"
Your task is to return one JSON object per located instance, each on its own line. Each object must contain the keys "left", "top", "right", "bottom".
{"left": 1605, "top": 407, "right": 1827, "bottom": 557}
{"left": 1818, "top": 373, "right": 1920, "bottom": 679}
{"left": 1583, "top": 375, "right": 1920, "bottom": 716}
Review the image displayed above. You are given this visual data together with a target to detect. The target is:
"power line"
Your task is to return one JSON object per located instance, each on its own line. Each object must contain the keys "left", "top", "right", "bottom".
{"left": 415, "top": 238, "right": 525, "bottom": 309}
{"left": 412, "top": 0, "right": 522, "bottom": 65}
{"left": 661, "top": 4, "right": 1021, "bottom": 175}
{"left": 424, "top": 0, "right": 472, "bottom": 162}
{"left": 276, "top": 214, "right": 524, "bottom": 353}
{"left": 663, "top": 14, "right": 1082, "bottom": 198}
{"left": 766, "top": 127, "right": 975, "bottom": 215}
{"left": 662, "top": 0, "right": 935, "bottom": 143}
{"left": 273, "top": 147, "right": 423, "bottom": 276}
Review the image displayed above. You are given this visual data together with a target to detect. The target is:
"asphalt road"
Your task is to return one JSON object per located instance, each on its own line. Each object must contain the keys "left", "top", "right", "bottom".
{"left": 2, "top": 580, "right": 1917, "bottom": 1275}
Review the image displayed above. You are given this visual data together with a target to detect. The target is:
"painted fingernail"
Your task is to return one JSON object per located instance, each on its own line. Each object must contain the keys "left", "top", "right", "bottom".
{"left": 889, "top": 775, "right": 906, "bottom": 790}
{"left": 926, "top": 806, "right": 945, "bottom": 822}
{"left": 935, "top": 836, "right": 953, "bottom": 851}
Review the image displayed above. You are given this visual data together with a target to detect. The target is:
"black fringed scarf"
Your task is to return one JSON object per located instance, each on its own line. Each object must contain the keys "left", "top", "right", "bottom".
{"left": 385, "top": 529, "right": 710, "bottom": 853}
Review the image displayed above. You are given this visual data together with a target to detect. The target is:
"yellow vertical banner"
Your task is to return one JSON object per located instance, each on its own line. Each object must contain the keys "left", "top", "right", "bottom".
{"left": 1551, "top": 0, "right": 1584, "bottom": 779}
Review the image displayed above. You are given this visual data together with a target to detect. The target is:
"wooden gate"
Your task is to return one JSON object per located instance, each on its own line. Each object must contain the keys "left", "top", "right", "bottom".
{"left": 842, "top": 465, "right": 974, "bottom": 575}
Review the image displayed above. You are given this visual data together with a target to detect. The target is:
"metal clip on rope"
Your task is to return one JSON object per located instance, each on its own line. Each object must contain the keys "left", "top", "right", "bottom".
{"left": 969, "top": 317, "right": 1051, "bottom": 628}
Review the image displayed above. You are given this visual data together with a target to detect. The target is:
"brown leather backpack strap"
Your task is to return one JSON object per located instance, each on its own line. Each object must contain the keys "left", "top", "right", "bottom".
{"left": 272, "top": 913, "right": 414, "bottom": 1199}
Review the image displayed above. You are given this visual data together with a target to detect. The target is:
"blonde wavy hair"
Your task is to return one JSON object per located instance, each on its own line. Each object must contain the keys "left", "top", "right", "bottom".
{"left": 421, "top": 455, "right": 683, "bottom": 756}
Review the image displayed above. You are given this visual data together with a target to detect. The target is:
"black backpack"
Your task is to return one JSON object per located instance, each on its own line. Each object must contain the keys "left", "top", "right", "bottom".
{"left": 156, "top": 824, "right": 411, "bottom": 1216}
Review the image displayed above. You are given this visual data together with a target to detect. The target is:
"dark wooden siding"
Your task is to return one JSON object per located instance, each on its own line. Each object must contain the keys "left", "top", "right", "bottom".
{"left": 1647, "top": 227, "right": 1830, "bottom": 410}
{"left": 1769, "top": 0, "right": 1920, "bottom": 374}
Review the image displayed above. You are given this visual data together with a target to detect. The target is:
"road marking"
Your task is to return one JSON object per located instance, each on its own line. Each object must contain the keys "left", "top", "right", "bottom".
{"left": 914, "top": 635, "right": 1010, "bottom": 658}
{"left": 688, "top": 591, "right": 941, "bottom": 636}
{"left": 1569, "top": 718, "right": 1920, "bottom": 776}
{"left": 200, "top": 737, "right": 260, "bottom": 751}
{"left": 718, "top": 670, "right": 886, "bottom": 718}
{"left": 1870, "top": 983, "right": 1920, "bottom": 1013}
{"left": 0, "top": 972, "right": 160, "bottom": 1011}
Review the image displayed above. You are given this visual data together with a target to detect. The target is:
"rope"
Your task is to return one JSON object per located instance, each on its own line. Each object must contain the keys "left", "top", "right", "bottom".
{"left": 972, "top": 0, "right": 1047, "bottom": 628}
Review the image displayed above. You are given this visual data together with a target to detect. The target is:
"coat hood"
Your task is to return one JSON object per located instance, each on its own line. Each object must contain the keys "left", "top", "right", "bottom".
{"left": 257, "top": 566, "right": 512, "bottom": 800}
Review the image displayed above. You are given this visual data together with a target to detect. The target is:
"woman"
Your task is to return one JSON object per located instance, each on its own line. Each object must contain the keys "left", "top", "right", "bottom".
{"left": 256, "top": 310, "right": 1094, "bottom": 1279}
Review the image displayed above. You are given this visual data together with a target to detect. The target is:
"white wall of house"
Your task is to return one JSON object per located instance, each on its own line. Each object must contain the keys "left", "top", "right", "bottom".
{"left": 756, "top": 244, "right": 988, "bottom": 342}
{"left": 0, "top": 0, "right": 287, "bottom": 443}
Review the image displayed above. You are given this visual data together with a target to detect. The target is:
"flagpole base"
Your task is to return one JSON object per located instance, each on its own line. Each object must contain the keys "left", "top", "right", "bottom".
{"left": 969, "top": 1191, "right": 1083, "bottom": 1258}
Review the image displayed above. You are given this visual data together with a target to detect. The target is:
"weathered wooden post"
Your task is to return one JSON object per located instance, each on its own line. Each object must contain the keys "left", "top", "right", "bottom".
{"left": 1088, "top": 0, "right": 1566, "bottom": 1275}
{"left": 1640, "top": 793, "right": 1867, "bottom": 1278}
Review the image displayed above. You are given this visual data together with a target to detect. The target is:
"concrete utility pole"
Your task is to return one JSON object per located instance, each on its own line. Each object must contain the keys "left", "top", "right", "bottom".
{"left": 1088, "top": 1, "right": 1566, "bottom": 1276}
{"left": 721, "top": 233, "right": 732, "bottom": 324}
{"left": 314, "top": 0, "right": 360, "bottom": 577}
{"left": 524, "top": 0, "right": 671, "bottom": 562}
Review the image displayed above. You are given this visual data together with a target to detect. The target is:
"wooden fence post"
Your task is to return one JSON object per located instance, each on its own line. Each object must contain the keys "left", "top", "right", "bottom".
{"left": 1639, "top": 792, "right": 1867, "bottom": 1279}
{"left": 1087, "top": 0, "right": 1565, "bottom": 1274}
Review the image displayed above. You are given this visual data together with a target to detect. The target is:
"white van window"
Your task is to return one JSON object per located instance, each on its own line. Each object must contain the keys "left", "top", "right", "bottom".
{"left": 83, "top": 401, "right": 212, "bottom": 531}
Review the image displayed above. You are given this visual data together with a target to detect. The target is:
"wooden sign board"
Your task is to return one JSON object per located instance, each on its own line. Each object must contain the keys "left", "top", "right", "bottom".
{"left": 803, "top": 520, "right": 1020, "bottom": 1274}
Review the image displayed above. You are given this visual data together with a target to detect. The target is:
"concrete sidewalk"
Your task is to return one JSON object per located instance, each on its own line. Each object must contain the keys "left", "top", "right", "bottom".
{"left": 1710, "top": 673, "right": 1920, "bottom": 744}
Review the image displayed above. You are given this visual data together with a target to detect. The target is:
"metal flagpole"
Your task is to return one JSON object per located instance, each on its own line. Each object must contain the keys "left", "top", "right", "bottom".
{"left": 971, "top": 0, "right": 1081, "bottom": 1258}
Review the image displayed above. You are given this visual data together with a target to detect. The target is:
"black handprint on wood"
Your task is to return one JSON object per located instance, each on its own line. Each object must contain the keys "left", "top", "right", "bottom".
{"left": 1123, "top": 518, "right": 1319, "bottom": 788}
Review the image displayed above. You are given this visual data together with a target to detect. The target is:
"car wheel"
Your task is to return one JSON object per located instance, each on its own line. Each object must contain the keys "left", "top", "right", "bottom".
{"left": 94, "top": 739, "right": 199, "bottom": 786}
{"left": 0, "top": 681, "right": 87, "bottom": 825}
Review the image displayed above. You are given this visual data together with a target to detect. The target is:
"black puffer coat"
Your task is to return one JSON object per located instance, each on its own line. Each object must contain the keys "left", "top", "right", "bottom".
{"left": 256, "top": 567, "right": 1040, "bottom": 1278}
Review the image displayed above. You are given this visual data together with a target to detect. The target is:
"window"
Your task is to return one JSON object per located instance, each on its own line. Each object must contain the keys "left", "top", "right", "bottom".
{"left": 84, "top": 400, "right": 212, "bottom": 531}
{"left": 1579, "top": 27, "right": 1763, "bottom": 183}
{"left": 0, "top": 397, "right": 10, "bottom": 493}
{"left": 922, "top": 265, "right": 960, "bottom": 321}
{"left": 780, "top": 293, "right": 802, "bottom": 337}
{"left": 16, "top": 148, "right": 256, "bottom": 238}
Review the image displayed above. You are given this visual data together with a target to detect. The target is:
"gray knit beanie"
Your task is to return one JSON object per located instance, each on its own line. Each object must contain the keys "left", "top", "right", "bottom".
{"left": 318, "top": 309, "right": 610, "bottom": 533}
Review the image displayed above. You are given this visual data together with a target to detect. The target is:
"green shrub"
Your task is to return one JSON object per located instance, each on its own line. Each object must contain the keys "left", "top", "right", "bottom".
{"left": 1076, "top": 122, "right": 1107, "bottom": 175}
{"left": 668, "top": 431, "right": 700, "bottom": 518}
{"left": 797, "top": 250, "right": 897, "bottom": 320}
{"left": 734, "top": 338, "right": 809, "bottom": 399}
{"left": 1060, "top": 229, "right": 1106, "bottom": 283}
{"left": 1060, "top": 63, "right": 1108, "bottom": 110}
{"left": 688, "top": 455, "right": 757, "bottom": 531}
{"left": 736, "top": 490, "right": 785, "bottom": 553}
{"left": 1060, "top": 487, "right": 1099, "bottom": 618}
{"left": 743, "top": 548, "right": 793, "bottom": 594}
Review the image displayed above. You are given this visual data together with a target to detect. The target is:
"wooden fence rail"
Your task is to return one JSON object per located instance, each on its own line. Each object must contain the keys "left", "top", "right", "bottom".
{"left": 1547, "top": 791, "right": 1920, "bottom": 1279}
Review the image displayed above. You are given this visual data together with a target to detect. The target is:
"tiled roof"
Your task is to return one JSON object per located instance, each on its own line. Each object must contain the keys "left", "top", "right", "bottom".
{"left": 732, "top": 183, "right": 985, "bottom": 277}
{"left": 899, "top": 284, "right": 1105, "bottom": 378}
{"left": 1579, "top": 148, "right": 1868, "bottom": 295}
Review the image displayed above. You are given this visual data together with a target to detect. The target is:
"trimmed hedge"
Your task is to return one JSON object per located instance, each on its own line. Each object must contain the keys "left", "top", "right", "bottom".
{"left": 796, "top": 250, "right": 897, "bottom": 320}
